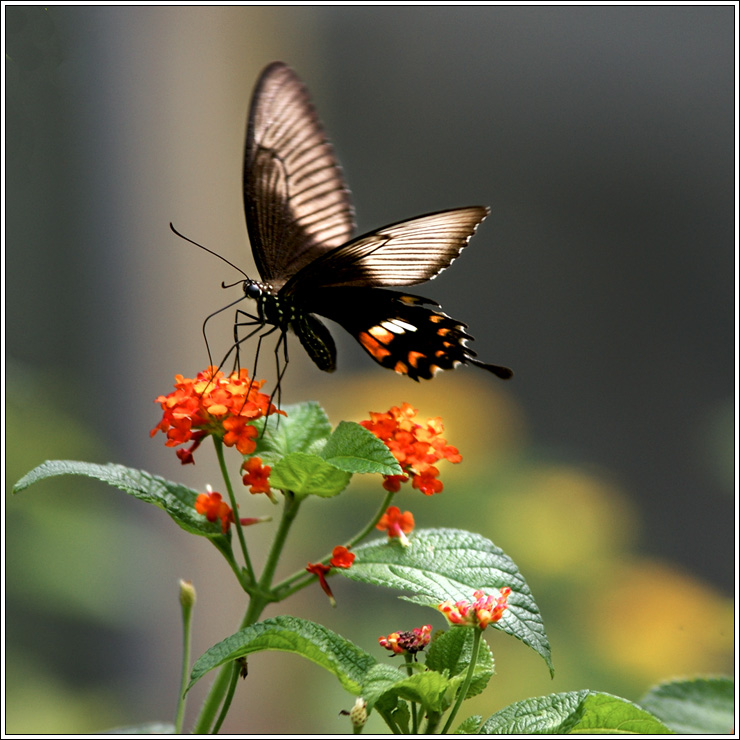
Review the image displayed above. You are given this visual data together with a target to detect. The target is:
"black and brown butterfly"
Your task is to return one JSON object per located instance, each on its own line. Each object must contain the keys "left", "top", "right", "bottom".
{"left": 211, "top": 61, "right": 512, "bottom": 387}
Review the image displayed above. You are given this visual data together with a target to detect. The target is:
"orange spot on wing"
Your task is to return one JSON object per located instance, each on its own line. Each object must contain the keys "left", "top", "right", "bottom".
{"left": 359, "top": 332, "right": 392, "bottom": 361}
{"left": 407, "top": 351, "right": 426, "bottom": 368}
{"left": 394, "top": 361, "right": 409, "bottom": 375}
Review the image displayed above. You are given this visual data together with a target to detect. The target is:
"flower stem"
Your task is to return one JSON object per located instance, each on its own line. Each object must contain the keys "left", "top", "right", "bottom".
{"left": 272, "top": 489, "right": 396, "bottom": 597}
{"left": 441, "top": 628, "right": 482, "bottom": 734}
{"left": 174, "top": 581, "right": 195, "bottom": 733}
{"left": 213, "top": 437, "right": 255, "bottom": 584}
{"left": 211, "top": 662, "right": 240, "bottom": 734}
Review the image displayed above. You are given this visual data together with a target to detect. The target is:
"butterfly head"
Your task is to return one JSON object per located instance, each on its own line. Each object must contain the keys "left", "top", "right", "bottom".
{"left": 242, "top": 278, "right": 269, "bottom": 301}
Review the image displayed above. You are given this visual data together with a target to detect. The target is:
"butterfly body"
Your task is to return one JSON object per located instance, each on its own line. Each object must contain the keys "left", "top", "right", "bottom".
{"left": 233, "top": 61, "right": 512, "bottom": 383}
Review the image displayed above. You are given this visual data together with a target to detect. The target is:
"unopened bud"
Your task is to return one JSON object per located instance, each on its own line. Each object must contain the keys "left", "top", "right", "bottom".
{"left": 349, "top": 697, "right": 367, "bottom": 729}
{"left": 179, "top": 579, "right": 196, "bottom": 609}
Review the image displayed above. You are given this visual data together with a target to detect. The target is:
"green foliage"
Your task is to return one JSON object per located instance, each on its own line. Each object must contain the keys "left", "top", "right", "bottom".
{"left": 340, "top": 528, "right": 553, "bottom": 675}
{"left": 13, "top": 461, "right": 227, "bottom": 540}
{"left": 427, "top": 627, "right": 494, "bottom": 699}
{"left": 13, "top": 399, "right": 731, "bottom": 734}
{"left": 187, "top": 616, "right": 376, "bottom": 695}
{"left": 479, "top": 691, "right": 673, "bottom": 734}
{"left": 638, "top": 677, "right": 735, "bottom": 734}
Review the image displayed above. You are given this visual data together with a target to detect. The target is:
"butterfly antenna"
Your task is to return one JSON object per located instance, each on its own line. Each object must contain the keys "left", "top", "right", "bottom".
{"left": 169, "top": 223, "right": 249, "bottom": 279}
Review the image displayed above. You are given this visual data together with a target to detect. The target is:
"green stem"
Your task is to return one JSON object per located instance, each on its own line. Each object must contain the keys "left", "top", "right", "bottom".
{"left": 272, "top": 489, "right": 396, "bottom": 598}
{"left": 191, "top": 493, "right": 301, "bottom": 733}
{"left": 211, "top": 662, "right": 240, "bottom": 734}
{"left": 174, "top": 582, "right": 194, "bottom": 734}
{"left": 403, "top": 655, "right": 419, "bottom": 734}
{"left": 440, "top": 628, "right": 482, "bottom": 734}
{"left": 191, "top": 661, "right": 235, "bottom": 734}
{"left": 213, "top": 437, "right": 255, "bottom": 584}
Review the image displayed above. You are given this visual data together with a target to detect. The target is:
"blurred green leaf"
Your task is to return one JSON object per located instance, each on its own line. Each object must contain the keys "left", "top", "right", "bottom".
{"left": 339, "top": 528, "right": 553, "bottom": 676}
{"left": 455, "top": 715, "right": 483, "bottom": 733}
{"left": 187, "top": 616, "right": 376, "bottom": 694}
{"left": 639, "top": 676, "right": 734, "bottom": 734}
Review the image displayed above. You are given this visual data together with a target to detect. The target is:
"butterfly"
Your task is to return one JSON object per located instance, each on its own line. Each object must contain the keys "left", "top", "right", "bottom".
{"left": 222, "top": 61, "right": 512, "bottom": 386}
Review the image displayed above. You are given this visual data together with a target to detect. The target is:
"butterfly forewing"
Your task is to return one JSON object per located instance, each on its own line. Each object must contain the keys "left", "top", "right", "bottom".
{"left": 281, "top": 206, "right": 489, "bottom": 293}
{"left": 244, "top": 62, "right": 355, "bottom": 286}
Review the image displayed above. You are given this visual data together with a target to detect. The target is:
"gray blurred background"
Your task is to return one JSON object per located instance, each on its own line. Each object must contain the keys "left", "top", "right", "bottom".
{"left": 5, "top": 5, "right": 735, "bottom": 734}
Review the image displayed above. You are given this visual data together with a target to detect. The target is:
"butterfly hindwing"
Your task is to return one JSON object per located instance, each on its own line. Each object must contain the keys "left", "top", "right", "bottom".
{"left": 303, "top": 287, "right": 512, "bottom": 381}
{"left": 244, "top": 62, "right": 355, "bottom": 287}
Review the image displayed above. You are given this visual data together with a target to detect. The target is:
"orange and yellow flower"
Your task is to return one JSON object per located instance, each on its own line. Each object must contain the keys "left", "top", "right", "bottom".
{"left": 151, "top": 367, "right": 283, "bottom": 464}
{"left": 361, "top": 403, "right": 461, "bottom": 494}
{"left": 437, "top": 588, "right": 512, "bottom": 630}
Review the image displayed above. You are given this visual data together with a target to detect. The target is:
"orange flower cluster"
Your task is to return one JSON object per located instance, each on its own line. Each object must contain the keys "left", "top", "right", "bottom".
{"left": 151, "top": 367, "right": 282, "bottom": 464}
{"left": 378, "top": 624, "right": 432, "bottom": 656}
{"left": 377, "top": 506, "right": 415, "bottom": 546}
{"left": 437, "top": 588, "right": 512, "bottom": 630}
{"left": 361, "top": 403, "right": 461, "bottom": 495}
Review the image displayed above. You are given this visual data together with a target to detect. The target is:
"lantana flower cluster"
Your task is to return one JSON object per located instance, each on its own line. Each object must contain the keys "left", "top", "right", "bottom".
{"left": 361, "top": 403, "right": 461, "bottom": 494}
{"left": 151, "top": 367, "right": 282, "bottom": 464}
{"left": 437, "top": 588, "right": 512, "bottom": 630}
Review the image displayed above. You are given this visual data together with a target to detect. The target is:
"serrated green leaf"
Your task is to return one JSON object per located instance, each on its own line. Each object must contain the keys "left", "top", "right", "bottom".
{"left": 269, "top": 452, "right": 351, "bottom": 497}
{"left": 427, "top": 628, "right": 494, "bottom": 699}
{"left": 362, "top": 663, "right": 409, "bottom": 710}
{"left": 188, "top": 616, "right": 376, "bottom": 694}
{"left": 254, "top": 401, "right": 332, "bottom": 458}
{"left": 639, "top": 676, "right": 734, "bottom": 734}
{"left": 320, "top": 421, "right": 402, "bottom": 475}
{"left": 339, "top": 528, "right": 553, "bottom": 676}
{"left": 455, "top": 715, "right": 483, "bottom": 733}
{"left": 12, "top": 461, "right": 228, "bottom": 541}
{"left": 479, "top": 691, "right": 673, "bottom": 734}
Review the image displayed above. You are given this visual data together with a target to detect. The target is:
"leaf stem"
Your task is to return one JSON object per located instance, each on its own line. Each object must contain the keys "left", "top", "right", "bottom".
{"left": 441, "top": 628, "right": 482, "bottom": 734}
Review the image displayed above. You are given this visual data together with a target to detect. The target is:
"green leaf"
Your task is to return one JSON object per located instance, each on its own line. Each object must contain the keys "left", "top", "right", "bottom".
{"left": 427, "top": 627, "right": 495, "bottom": 699}
{"left": 455, "top": 715, "right": 483, "bottom": 734}
{"left": 479, "top": 691, "right": 673, "bottom": 734}
{"left": 360, "top": 663, "right": 453, "bottom": 715}
{"left": 362, "top": 663, "right": 409, "bottom": 710}
{"left": 187, "top": 616, "right": 376, "bottom": 695}
{"left": 339, "top": 528, "right": 553, "bottom": 676}
{"left": 639, "top": 676, "right": 734, "bottom": 734}
{"left": 269, "top": 452, "right": 351, "bottom": 497}
{"left": 393, "top": 670, "right": 454, "bottom": 714}
{"left": 320, "top": 421, "right": 402, "bottom": 475}
{"left": 254, "top": 401, "right": 332, "bottom": 458}
{"left": 12, "top": 461, "right": 227, "bottom": 540}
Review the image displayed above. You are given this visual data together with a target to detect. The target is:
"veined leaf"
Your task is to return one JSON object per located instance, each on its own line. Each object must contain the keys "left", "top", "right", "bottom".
{"left": 320, "top": 421, "right": 401, "bottom": 475}
{"left": 339, "top": 528, "right": 553, "bottom": 676}
{"left": 188, "top": 616, "right": 376, "bottom": 694}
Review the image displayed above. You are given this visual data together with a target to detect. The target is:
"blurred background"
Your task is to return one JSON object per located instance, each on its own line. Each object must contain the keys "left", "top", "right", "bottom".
{"left": 5, "top": 5, "right": 735, "bottom": 734}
